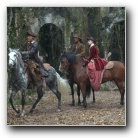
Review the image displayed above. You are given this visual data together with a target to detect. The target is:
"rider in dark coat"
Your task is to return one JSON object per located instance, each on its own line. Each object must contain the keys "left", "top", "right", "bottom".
{"left": 21, "top": 31, "right": 49, "bottom": 79}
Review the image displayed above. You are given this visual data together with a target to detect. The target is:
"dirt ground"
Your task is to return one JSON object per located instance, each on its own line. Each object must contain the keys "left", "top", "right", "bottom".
{"left": 7, "top": 90, "right": 125, "bottom": 126}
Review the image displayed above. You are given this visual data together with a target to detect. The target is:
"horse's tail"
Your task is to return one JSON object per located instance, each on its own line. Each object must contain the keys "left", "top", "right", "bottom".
{"left": 56, "top": 72, "right": 71, "bottom": 94}
{"left": 86, "top": 84, "right": 91, "bottom": 98}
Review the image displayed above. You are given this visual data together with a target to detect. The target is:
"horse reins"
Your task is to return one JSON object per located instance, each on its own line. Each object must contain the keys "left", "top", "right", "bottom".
{"left": 76, "top": 66, "right": 84, "bottom": 75}
{"left": 61, "top": 57, "right": 84, "bottom": 75}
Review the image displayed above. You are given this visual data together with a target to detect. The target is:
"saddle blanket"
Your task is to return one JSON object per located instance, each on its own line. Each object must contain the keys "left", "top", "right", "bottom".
{"left": 104, "top": 61, "right": 114, "bottom": 69}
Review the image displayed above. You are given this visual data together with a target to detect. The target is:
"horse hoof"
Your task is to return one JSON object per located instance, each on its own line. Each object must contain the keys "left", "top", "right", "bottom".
{"left": 57, "top": 109, "right": 61, "bottom": 112}
{"left": 69, "top": 103, "right": 75, "bottom": 106}
{"left": 29, "top": 109, "right": 34, "bottom": 113}
{"left": 21, "top": 111, "right": 25, "bottom": 117}
{"left": 16, "top": 113, "right": 21, "bottom": 117}
{"left": 120, "top": 102, "right": 124, "bottom": 105}
{"left": 77, "top": 102, "right": 81, "bottom": 106}
{"left": 81, "top": 104, "right": 87, "bottom": 109}
{"left": 92, "top": 100, "right": 96, "bottom": 103}
{"left": 82, "top": 107, "right": 87, "bottom": 110}
{"left": 21, "top": 113, "right": 25, "bottom": 117}
{"left": 81, "top": 106, "right": 86, "bottom": 109}
{"left": 16, "top": 109, "right": 20, "bottom": 114}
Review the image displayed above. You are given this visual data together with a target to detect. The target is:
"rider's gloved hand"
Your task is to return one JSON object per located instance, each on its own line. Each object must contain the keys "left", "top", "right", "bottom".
{"left": 21, "top": 51, "right": 29, "bottom": 55}
{"left": 82, "top": 59, "right": 89, "bottom": 67}
{"left": 21, "top": 51, "right": 29, "bottom": 59}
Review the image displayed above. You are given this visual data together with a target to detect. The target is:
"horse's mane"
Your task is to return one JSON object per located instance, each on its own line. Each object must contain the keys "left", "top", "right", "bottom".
{"left": 63, "top": 51, "right": 76, "bottom": 64}
{"left": 17, "top": 51, "right": 24, "bottom": 69}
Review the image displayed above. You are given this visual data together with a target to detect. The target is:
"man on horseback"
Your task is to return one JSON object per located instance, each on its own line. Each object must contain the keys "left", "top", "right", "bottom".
{"left": 67, "top": 34, "right": 86, "bottom": 95}
{"left": 83, "top": 36, "right": 108, "bottom": 91}
{"left": 70, "top": 34, "right": 85, "bottom": 57}
{"left": 21, "top": 30, "right": 48, "bottom": 87}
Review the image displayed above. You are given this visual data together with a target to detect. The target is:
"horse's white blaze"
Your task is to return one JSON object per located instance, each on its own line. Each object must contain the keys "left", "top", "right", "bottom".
{"left": 59, "top": 62, "right": 61, "bottom": 71}
{"left": 59, "top": 62, "right": 64, "bottom": 72}
{"left": 8, "top": 51, "right": 17, "bottom": 66}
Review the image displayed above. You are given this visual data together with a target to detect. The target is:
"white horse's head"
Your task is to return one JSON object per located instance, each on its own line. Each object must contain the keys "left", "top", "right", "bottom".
{"left": 8, "top": 48, "right": 19, "bottom": 68}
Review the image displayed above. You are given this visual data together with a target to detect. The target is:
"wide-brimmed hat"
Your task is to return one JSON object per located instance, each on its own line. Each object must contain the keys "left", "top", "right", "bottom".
{"left": 73, "top": 34, "right": 82, "bottom": 40}
{"left": 27, "top": 31, "right": 37, "bottom": 37}
{"left": 87, "top": 36, "right": 95, "bottom": 42}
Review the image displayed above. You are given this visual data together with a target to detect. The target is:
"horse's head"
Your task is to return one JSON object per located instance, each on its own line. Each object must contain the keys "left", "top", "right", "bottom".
{"left": 59, "top": 53, "right": 69, "bottom": 72}
{"left": 8, "top": 48, "right": 19, "bottom": 69}
{"left": 59, "top": 51, "right": 76, "bottom": 72}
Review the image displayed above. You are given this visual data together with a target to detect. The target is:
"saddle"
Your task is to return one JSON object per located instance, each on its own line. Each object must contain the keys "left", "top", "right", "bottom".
{"left": 86, "top": 61, "right": 115, "bottom": 90}
{"left": 25, "top": 60, "right": 51, "bottom": 88}
{"left": 39, "top": 64, "right": 51, "bottom": 77}
{"left": 104, "top": 61, "right": 114, "bottom": 69}
{"left": 25, "top": 60, "right": 51, "bottom": 72}
{"left": 43, "top": 63, "right": 51, "bottom": 71}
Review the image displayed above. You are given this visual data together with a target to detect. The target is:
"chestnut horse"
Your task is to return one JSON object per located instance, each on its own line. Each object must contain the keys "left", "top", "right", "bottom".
{"left": 59, "top": 51, "right": 125, "bottom": 108}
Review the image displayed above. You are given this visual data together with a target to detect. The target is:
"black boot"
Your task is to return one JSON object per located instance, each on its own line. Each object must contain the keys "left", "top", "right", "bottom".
{"left": 39, "top": 68, "right": 49, "bottom": 77}
{"left": 42, "top": 77, "right": 46, "bottom": 92}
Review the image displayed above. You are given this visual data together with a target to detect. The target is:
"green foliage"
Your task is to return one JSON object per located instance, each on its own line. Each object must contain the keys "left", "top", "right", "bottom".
{"left": 7, "top": 89, "right": 36, "bottom": 106}
{"left": 7, "top": 7, "right": 27, "bottom": 50}
{"left": 7, "top": 7, "right": 125, "bottom": 68}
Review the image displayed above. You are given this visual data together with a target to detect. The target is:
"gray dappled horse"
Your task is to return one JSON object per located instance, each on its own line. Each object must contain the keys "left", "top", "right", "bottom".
{"left": 8, "top": 48, "right": 61, "bottom": 116}
{"left": 8, "top": 48, "right": 28, "bottom": 116}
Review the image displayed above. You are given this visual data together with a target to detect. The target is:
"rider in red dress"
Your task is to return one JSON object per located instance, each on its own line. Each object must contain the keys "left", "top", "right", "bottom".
{"left": 83, "top": 36, "right": 108, "bottom": 91}
{"left": 83, "top": 36, "right": 108, "bottom": 70}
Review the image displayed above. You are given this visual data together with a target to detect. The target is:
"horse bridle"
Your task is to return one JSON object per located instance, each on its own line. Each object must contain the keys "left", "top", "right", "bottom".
{"left": 9, "top": 52, "right": 18, "bottom": 69}
{"left": 60, "top": 57, "right": 84, "bottom": 76}
{"left": 61, "top": 57, "right": 69, "bottom": 70}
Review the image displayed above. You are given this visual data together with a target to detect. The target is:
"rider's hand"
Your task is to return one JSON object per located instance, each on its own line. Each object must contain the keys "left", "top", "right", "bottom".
{"left": 82, "top": 60, "right": 89, "bottom": 67}
{"left": 21, "top": 51, "right": 28, "bottom": 55}
{"left": 82, "top": 62, "right": 86, "bottom": 67}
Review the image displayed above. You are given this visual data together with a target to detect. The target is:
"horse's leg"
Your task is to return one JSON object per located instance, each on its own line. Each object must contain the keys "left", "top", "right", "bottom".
{"left": 80, "top": 83, "right": 87, "bottom": 108}
{"left": 69, "top": 83, "right": 75, "bottom": 106}
{"left": 92, "top": 87, "right": 95, "bottom": 103}
{"left": 82, "top": 95, "right": 87, "bottom": 108}
{"left": 20, "top": 89, "right": 26, "bottom": 116}
{"left": 47, "top": 83, "right": 61, "bottom": 112}
{"left": 29, "top": 86, "right": 44, "bottom": 113}
{"left": 9, "top": 90, "right": 20, "bottom": 114}
{"left": 114, "top": 80, "right": 125, "bottom": 105}
{"left": 77, "top": 85, "right": 81, "bottom": 106}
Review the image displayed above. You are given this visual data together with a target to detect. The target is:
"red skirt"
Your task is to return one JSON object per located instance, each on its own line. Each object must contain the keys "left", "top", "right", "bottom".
{"left": 94, "top": 58, "right": 108, "bottom": 70}
{"left": 87, "top": 61, "right": 103, "bottom": 91}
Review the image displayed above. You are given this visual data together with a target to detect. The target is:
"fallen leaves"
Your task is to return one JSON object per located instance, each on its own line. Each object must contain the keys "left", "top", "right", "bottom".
{"left": 7, "top": 91, "right": 125, "bottom": 126}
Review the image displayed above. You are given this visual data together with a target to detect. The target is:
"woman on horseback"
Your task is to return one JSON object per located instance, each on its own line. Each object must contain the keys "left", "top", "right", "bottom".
{"left": 83, "top": 36, "right": 108, "bottom": 91}
{"left": 83, "top": 36, "right": 108, "bottom": 70}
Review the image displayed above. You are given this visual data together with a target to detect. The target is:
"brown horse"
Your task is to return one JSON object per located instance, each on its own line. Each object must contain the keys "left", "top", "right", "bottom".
{"left": 59, "top": 51, "right": 125, "bottom": 108}
{"left": 64, "top": 68, "right": 95, "bottom": 106}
